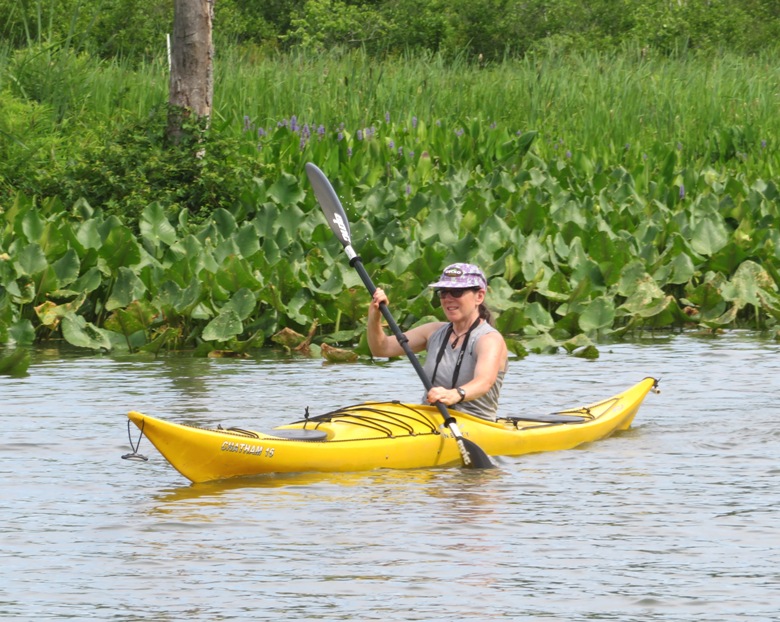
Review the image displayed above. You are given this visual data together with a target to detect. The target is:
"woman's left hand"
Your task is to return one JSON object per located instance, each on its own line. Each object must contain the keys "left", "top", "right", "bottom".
{"left": 427, "top": 386, "right": 462, "bottom": 407}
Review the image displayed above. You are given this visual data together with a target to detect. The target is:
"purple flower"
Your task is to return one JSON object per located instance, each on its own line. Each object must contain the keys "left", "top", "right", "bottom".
{"left": 412, "top": 116, "right": 418, "bottom": 129}
{"left": 243, "top": 115, "right": 252, "bottom": 132}
{"left": 625, "top": 143, "right": 631, "bottom": 151}
{"left": 490, "top": 122, "right": 497, "bottom": 129}
{"left": 398, "top": 146, "right": 403, "bottom": 156}
{"left": 677, "top": 142, "right": 683, "bottom": 151}
{"left": 347, "top": 147, "right": 353, "bottom": 157}
{"left": 337, "top": 131, "right": 344, "bottom": 142}
{"left": 356, "top": 129, "right": 363, "bottom": 141}
{"left": 290, "top": 115, "right": 299, "bottom": 132}
{"left": 385, "top": 112, "right": 390, "bottom": 123}
{"left": 317, "top": 124, "right": 326, "bottom": 137}
{"left": 565, "top": 150, "right": 572, "bottom": 159}
{"left": 761, "top": 140, "right": 767, "bottom": 149}
{"left": 257, "top": 127, "right": 266, "bottom": 138}
{"left": 455, "top": 128, "right": 464, "bottom": 137}
{"left": 679, "top": 183, "right": 685, "bottom": 200}
{"left": 389, "top": 140, "right": 395, "bottom": 149}
{"left": 406, "top": 184, "right": 411, "bottom": 195}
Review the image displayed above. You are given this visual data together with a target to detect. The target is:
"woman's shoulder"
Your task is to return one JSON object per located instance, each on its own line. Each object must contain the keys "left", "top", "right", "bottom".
{"left": 475, "top": 322, "right": 502, "bottom": 338}
{"left": 405, "top": 321, "right": 448, "bottom": 351}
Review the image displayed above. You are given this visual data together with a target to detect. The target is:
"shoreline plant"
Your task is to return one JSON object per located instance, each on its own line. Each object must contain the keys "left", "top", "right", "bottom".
{"left": 1, "top": 47, "right": 779, "bottom": 359}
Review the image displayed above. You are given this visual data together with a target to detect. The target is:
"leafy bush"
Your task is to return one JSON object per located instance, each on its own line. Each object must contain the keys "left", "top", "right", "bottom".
{"left": 3, "top": 0, "right": 780, "bottom": 61}
{"left": 50, "top": 107, "right": 265, "bottom": 224}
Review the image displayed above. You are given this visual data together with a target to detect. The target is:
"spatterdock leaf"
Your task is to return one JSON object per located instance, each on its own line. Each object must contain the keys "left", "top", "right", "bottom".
{"left": 61, "top": 314, "right": 113, "bottom": 350}
{"left": 579, "top": 296, "right": 615, "bottom": 332}
{"left": 202, "top": 308, "right": 243, "bottom": 341}
{"left": 140, "top": 202, "right": 177, "bottom": 248}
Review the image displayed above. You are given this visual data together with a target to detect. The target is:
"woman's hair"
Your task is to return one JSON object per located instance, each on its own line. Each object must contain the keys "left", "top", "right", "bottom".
{"left": 478, "top": 302, "right": 494, "bottom": 326}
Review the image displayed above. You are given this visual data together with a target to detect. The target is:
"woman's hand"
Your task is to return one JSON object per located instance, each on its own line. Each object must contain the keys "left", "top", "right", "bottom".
{"left": 370, "top": 287, "right": 389, "bottom": 314}
{"left": 427, "top": 386, "right": 463, "bottom": 407}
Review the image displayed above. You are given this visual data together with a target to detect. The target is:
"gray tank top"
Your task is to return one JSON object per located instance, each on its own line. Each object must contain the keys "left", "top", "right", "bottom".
{"left": 421, "top": 321, "right": 505, "bottom": 421}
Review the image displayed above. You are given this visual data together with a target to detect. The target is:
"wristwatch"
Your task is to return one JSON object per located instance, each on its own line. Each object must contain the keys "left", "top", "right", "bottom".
{"left": 456, "top": 387, "right": 466, "bottom": 403}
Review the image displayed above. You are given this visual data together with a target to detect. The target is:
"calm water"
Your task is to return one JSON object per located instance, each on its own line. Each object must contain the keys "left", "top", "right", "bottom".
{"left": 1, "top": 332, "right": 779, "bottom": 621}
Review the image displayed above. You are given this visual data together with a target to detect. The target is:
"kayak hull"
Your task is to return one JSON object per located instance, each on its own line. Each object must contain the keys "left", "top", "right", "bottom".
{"left": 127, "top": 377, "right": 658, "bottom": 483}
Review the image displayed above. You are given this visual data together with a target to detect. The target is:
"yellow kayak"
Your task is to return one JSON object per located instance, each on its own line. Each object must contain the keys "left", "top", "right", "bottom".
{"left": 126, "top": 377, "right": 658, "bottom": 483}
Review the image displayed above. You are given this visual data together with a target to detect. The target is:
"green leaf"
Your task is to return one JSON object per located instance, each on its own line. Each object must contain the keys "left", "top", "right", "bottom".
{"left": 215, "top": 255, "right": 263, "bottom": 292}
{"left": 722, "top": 260, "right": 776, "bottom": 308}
{"left": 212, "top": 208, "right": 238, "bottom": 238}
{"left": 269, "top": 172, "right": 306, "bottom": 205}
{"left": 690, "top": 215, "right": 729, "bottom": 256}
{"left": 61, "top": 315, "right": 113, "bottom": 350}
{"left": 138, "top": 327, "right": 179, "bottom": 356}
{"left": 579, "top": 296, "right": 615, "bottom": 332}
{"left": 0, "top": 348, "right": 30, "bottom": 377}
{"left": 52, "top": 249, "right": 81, "bottom": 287}
{"left": 20, "top": 209, "right": 45, "bottom": 244}
{"left": 99, "top": 226, "right": 142, "bottom": 273}
{"left": 104, "top": 300, "right": 156, "bottom": 337}
{"left": 8, "top": 320, "right": 35, "bottom": 345}
{"left": 202, "top": 308, "right": 243, "bottom": 341}
{"left": 140, "top": 203, "right": 177, "bottom": 248}
{"left": 15, "top": 243, "right": 48, "bottom": 276}
{"left": 525, "top": 301, "right": 554, "bottom": 331}
{"left": 107, "top": 267, "right": 148, "bottom": 311}
{"left": 75, "top": 219, "right": 103, "bottom": 251}
{"left": 573, "top": 345, "right": 600, "bottom": 359}
{"left": 234, "top": 222, "right": 261, "bottom": 258}
{"left": 225, "top": 288, "right": 257, "bottom": 321}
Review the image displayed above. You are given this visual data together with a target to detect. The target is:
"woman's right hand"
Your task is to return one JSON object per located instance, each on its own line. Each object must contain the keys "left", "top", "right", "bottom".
{"left": 371, "top": 288, "right": 389, "bottom": 314}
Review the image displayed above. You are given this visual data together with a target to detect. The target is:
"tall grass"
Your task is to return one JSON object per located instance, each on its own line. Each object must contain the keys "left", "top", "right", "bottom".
{"left": 2, "top": 46, "right": 779, "bottom": 189}
{"left": 213, "top": 48, "right": 778, "bottom": 170}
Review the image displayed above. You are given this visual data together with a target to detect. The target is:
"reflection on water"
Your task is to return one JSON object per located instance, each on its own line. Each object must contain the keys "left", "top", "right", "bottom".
{"left": 1, "top": 333, "right": 779, "bottom": 621}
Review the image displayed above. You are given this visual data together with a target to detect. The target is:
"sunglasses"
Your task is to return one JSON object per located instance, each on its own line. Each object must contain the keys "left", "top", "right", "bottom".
{"left": 436, "top": 287, "right": 480, "bottom": 299}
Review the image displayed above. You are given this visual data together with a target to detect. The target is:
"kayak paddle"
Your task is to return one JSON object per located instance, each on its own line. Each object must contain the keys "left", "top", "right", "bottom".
{"left": 305, "top": 162, "right": 495, "bottom": 469}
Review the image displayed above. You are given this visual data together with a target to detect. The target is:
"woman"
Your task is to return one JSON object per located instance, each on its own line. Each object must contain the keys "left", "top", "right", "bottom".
{"left": 367, "top": 263, "right": 508, "bottom": 421}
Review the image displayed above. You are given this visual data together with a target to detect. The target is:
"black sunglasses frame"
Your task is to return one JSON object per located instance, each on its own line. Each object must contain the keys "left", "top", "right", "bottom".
{"left": 436, "top": 287, "right": 480, "bottom": 299}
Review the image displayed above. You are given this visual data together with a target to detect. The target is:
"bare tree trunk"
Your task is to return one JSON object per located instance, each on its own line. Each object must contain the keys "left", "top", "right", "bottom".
{"left": 167, "top": 0, "right": 214, "bottom": 144}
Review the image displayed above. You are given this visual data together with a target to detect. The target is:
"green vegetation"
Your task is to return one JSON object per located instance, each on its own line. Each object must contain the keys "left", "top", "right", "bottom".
{"left": 1, "top": 2, "right": 779, "bottom": 358}
{"left": 2, "top": 0, "right": 779, "bottom": 60}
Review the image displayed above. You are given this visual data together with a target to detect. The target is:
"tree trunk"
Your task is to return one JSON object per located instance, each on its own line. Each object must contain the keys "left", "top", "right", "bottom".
{"left": 167, "top": 0, "right": 214, "bottom": 143}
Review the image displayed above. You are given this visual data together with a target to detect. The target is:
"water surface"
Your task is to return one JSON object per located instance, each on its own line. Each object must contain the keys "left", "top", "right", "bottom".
{"left": 1, "top": 332, "right": 778, "bottom": 621}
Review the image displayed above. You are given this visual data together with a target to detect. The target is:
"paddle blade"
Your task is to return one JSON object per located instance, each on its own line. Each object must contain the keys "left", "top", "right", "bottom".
{"left": 457, "top": 436, "right": 496, "bottom": 469}
{"left": 305, "top": 162, "right": 352, "bottom": 249}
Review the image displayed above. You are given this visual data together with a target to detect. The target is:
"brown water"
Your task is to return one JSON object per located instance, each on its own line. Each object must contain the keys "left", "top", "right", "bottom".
{"left": 1, "top": 332, "right": 779, "bottom": 621}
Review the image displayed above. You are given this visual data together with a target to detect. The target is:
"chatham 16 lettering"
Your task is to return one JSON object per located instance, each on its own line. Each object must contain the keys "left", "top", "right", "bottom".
{"left": 220, "top": 441, "right": 275, "bottom": 458}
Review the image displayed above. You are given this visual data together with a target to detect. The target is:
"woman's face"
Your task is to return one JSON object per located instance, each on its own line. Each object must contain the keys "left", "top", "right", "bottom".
{"left": 438, "top": 288, "right": 485, "bottom": 322}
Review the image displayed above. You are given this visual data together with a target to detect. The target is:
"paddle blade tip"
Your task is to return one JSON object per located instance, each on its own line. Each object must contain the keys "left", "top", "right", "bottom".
{"left": 460, "top": 438, "right": 497, "bottom": 469}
